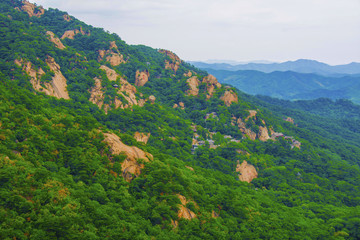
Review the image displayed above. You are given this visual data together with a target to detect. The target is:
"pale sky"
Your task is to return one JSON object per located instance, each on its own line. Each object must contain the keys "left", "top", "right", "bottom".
{"left": 34, "top": 0, "right": 360, "bottom": 65}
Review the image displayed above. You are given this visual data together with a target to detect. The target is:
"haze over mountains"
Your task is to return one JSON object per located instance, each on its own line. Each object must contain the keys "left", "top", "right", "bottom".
{"left": 191, "top": 60, "right": 360, "bottom": 104}
{"left": 190, "top": 59, "right": 360, "bottom": 76}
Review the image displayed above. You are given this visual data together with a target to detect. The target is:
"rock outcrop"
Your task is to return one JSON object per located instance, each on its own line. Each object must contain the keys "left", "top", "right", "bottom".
{"left": 45, "top": 56, "right": 70, "bottom": 99}
{"left": 63, "top": 14, "right": 71, "bottom": 22}
{"left": 284, "top": 117, "right": 295, "bottom": 124}
{"left": 135, "top": 70, "right": 149, "bottom": 87}
{"left": 246, "top": 110, "right": 257, "bottom": 121}
{"left": 236, "top": 160, "right": 258, "bottom": 183}
{"left": 258, "top": 126, "right": 270, "bottom": 141}
{"left": 100, "top": 65, "right": 119, "bottom": 81}
{"left": 89, "top": 77, "right": 105, "bottom": 109}
{"left": 149, "top": 95, "right": 156, "bottom": 104}
{"left": 46, "top": 31, "right": 65, "bottom": 50}
{"left": 61, "top": 27, "right": 88, "bottom": 40}
{"left": 159, "top": 49, "right": 181, "bottom": 73}
{"left": 202, "top": 75, "right": 221, "bottom": 98}
{"left": 237, "top": 118, "right": 257, "bottom": 140}
{"left": 221, "top": 90, "right": 238, "bottom": 106}
{"left": 186, "top": 76, "right": 200, "bottom": 96}
{"left": 103, "top": 132, "right": 153, "bottom": 182}
{"left": 20, "top": 0, "right": 44, "bottom": 18}
{"left": 15, "top": 57, "right": 70, "bottom": 100}
{"left": 177, "top": 195, "right": 197, "bottom": 220}
{"left": 98, "top": 42, "right": 126, "bottom": 66}
{"left": 134, "top": 132, "right": 150, "bottom": 144}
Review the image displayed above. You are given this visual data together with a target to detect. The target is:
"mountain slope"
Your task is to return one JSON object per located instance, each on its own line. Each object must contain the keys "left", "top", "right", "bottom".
{"left": 1, "top": 1, "right": 360, "bottom": 239}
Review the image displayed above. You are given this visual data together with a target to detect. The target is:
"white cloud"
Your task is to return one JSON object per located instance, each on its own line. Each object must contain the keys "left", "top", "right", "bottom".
{"left": 34, "top": 0, "right": 360, "bottom": 64}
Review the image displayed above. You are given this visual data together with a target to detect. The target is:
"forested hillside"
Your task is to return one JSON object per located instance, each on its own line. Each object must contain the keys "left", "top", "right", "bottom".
{"left": 1, "top": 1, "right": 360, "bottom": 239}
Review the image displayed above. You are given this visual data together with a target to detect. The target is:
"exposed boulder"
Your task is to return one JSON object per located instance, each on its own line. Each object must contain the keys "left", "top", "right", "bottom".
{"left": 134, "top": 132, "right": 150, "bottom": 144}
{"left": 149, "top": 95, "right": 156, "bottom": 104}
{"left": 184, "top": 71, "right": 192, "bottom": 77}
{"left": 135, "top": 70, "right": 149, "bottom": 87}
{"left": 246, "top": 110, "right": 257, "bottom": 121}
{"left": 237, "top": 118, "right": 257, "bottom": 140}
{"left": 89, "top": 77, "right": 105, "bottom": 109}
{"left": 284, "top": 117, "right": 295, "bottom": 124}
{"left": 220, "top": 90, "right": 238, "bottom": 107}
{"left": 236, "top": 160, "right": 258, "bottom": 183}
{"left": 98, "top": 43, "right": 126, "bottom": 67}
{"left": 186, "top": 76, "right": 200, "bottom": 96}
{"left": 46, "top": 31, "right": 65, "bottom": 50}
{"left": 103, "top": 132, "right": 153, "bottom": 182}
{"left": 20, "top": 0, "right": 44, "bottom": 18}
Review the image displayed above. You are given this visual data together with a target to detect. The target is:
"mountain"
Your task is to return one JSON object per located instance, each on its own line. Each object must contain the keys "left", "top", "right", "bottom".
{"left": 190, "top": 59, "right": 360, "bottom": 76}
{"left": 1, "top": 1, "right": 360, "bottom": 239}
{"left": 205, "top": 69, "right": 360, "bottom": 103}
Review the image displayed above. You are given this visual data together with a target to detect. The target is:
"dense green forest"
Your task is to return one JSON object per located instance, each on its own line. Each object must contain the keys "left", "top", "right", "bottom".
{"left": 1, "top": 1, "right": 360, "bottom": 239}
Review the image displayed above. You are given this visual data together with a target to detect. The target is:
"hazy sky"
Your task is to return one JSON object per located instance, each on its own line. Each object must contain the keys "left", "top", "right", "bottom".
{"left": 35, "top": 0, "right": 360, "bottom": 65}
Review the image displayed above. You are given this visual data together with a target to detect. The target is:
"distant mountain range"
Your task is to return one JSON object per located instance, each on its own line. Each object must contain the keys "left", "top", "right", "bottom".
{"left": 189, "top": 59, "right": 360, "bottom": 76}
{"left": 204, "top": 69, "right": 360, "bottom": 104}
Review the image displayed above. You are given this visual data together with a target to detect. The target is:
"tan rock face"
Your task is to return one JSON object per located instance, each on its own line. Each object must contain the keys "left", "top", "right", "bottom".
{"left": 45, "top": 56, "right": 70, "bottom": 99}
{"left": 159, "top": 49, "right": 181, "bottom": 73}
{"left": 220, "top": 90, "right": 238, "bottom": 107}
{"left": 187, "top": 76, "right": 200, "bottom": 96}
{"left": 98, "top": 42, "right": 126, "bottom": 66}
{"left": 61, "top": 27, "right": 88, "bottom": 40}
{"left": 246, "top": 110, "right": 257, "bottom": 121}
{"left": 184, "top": 71, "right": 192, "bottom": 77}
{"left": 236, "top": 160, "right": 258, "bottom": 183}
{"left": 100, "top": 65, "right": 119, "bottom": 81}
{"left": 258, "top": 126, "right": 270, "bottom": 141}
{"left": 16, "top": 58, "right": 69, "bottom": 100}
{"left": 179, "top": 102, "right": 185, "bottom": 109}
{"left": 134, "top": 132, "right": 150, "bottom": 144}
{"left": 89, "top": 77, "right": 105, "bottom": 109}
{"left": 237, "top": 118, "right": 256, "bottom": 140}
{"left": 103, "top": 133, "right": 153, "bottom": 182}
{"left": 285, "top": 117, "right": 295, "bottom": 124}
{"left": 63, "top": 14, "right": 71, "bottom": 22}
{"left": 135, "top": 70, "right": 149, "bottom": 87}
{"left": 202, "top": 74, "right": 221, "bottom": 98}
{"left": 21, "top": 1, "right": 44, "bottom": 18}
{"left": 46, "top": 31, "right": 65, "bottom": 50}
{"left": 149, "top": 95, "right": 156, "bottom": 104}
{"left": 177, "top": 195, "right": 197, "bottom": 220}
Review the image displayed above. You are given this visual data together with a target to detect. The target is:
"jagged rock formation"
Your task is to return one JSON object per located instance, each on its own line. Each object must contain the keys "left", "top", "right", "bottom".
{"left": 15, "top": 57, "right": 70, "bottom": 100}
{"left": 89, "top": 77, "right": 106, "bottom": 110}
{"left": 159, "top": 49, "right": 181, "bottom": 73}
{"left": 220, "top": 90, "right": 238, "bottom": 106}
{"left": 135, "top": 70, "right": 149, "bottom": 87}
{"left": 98, "top": 42, "right": 126, "bottom": 66}
{"left": 19, "top": 0, "right": 44, "bottom": 18}
{"left": 236, "top": 160, "right": 258, "bottom": 183}
{"left": 100, "top": 65, "right": 119, "bottom": 81}
{"left": 46, "top": 31, "right": 65, "bottom": 50}
{"left": 184, "top": 71, "right": 192, "bottom": 77}
{"left": 236, "top": 118, "right": 257, "bottom": 140}
{"left": 103, "top": 132, "right": 153, "bottom": 182}
{"left": 61, "top": 27, "right": 88, "bottom": 40}
{"left": 202, "top": 74, "right": 221, "bottom": 98}
{"left": 134, "top": 132, "right": 150, "bottom": 144}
